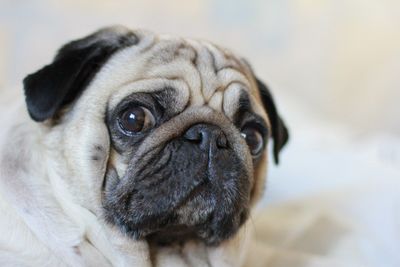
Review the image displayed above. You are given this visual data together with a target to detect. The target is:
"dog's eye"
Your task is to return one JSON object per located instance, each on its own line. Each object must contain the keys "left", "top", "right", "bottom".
{"left": 118, "top": 106, "right": 155, "bottom": 135}
{"left": 241, "top": 126, "right": 264, "bottom": 156}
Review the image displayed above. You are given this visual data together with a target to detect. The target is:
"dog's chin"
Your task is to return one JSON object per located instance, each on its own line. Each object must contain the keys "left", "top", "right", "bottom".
{"left": 103, "top": 179, "right": 250, "bottom": 246}
{"left": 144, "top": 213, "right": 248, "bottom": 246}
{"left": 146, "top": 227, "right": 218, "bottom": 247}
{"left": 144, "top": 191, "right": 250, "bottom": 246}
{"left": 135, "top": 212, "right": 248, "bottom": 246}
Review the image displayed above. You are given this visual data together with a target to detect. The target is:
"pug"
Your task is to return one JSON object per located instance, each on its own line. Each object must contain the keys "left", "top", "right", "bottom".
{"left": 0, "top": 26, "right": 288, "bottom": 267}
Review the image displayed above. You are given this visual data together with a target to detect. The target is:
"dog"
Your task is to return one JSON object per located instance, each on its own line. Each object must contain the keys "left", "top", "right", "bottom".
{"left": 0, "top": 26, "right": 288, "bottom": 267}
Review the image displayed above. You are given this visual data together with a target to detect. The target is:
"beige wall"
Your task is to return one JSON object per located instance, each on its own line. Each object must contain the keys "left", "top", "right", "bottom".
{"left": 0, "top": 27, "right": 7, "bottom": 89}
{"left": 1, "top": 0, "right": 399, "bottom": 135}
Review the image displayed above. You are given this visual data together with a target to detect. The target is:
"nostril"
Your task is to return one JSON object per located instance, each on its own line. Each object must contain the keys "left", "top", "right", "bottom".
{"left": 216, "top": 132, "right": 228, "bottom": 148}
{"left": 183, "top": 124, "right": 228, "bottom": 150}
{"left": 184, "top": 127, "right": 203, "bottom": 143}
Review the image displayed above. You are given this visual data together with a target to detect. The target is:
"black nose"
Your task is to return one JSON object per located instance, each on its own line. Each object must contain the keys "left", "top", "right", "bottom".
{"left": 183, "top": 124, "right": 228, "bottom": 151}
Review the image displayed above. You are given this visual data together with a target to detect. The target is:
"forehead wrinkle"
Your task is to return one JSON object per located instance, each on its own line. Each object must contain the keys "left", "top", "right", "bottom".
{"left": 197, "top": 41, "right": 254, "bottom": 106}
{"left": 200, "top": 41, "right": 219, "bottom": 74}
{"left": 210, "top": 45, "right": 256, "bottom": 90}
{"left": 144, "top": 60, "right": 202, "bottom": 107}
{"left": 139, "top": 41, "right": 205, "bottom": 107}
{"left": 208, "top": 91, "right": 223, "bottom": 112}
{"left": 144, "top": 37, "right": 187, "bottom": 66}
{"left": 204, "top": 73, "right": 248, "bottom": 116}
{"left": 199, "top": 42, "right": 241, "bottom": 102}
{"left": 202, "top": 42, "right": 241, "bottom": 72}
{"left": 222, "top": 83, "right": 243, "bottom": 120}
{"left": 183, "top": 39, "right": 249, "bottom": 106}
{"left": 140, "top": 38, "right": 218, "bottom": 111}
{"left": 203, "top": 42, "right": 253, "bottom": 88}
{"left": 198, "top": 42, "right": 258, "bottom": 121}
{"left": 217, "top": 69, "right": 251, "bottom": 90}
{"left": 184, "top": 39, "right": 223, "bottom": 103}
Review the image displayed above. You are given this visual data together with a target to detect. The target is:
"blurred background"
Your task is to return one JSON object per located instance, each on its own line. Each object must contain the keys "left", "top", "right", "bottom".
{"left": 1, "top": 1, "right": 399, "bottom": 266}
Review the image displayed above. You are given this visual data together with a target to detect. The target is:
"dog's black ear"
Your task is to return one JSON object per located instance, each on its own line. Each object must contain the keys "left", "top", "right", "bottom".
{"left": 256, "top": 78, "right": 289, "bottom": 164}
{"left": 23, "top": 26, "right": 139, "bottom": 122}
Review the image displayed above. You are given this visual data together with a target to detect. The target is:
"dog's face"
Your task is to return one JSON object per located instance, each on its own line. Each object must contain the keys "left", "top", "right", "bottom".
{"left": 23, "top": 26, "right": 288, "bottom": 245}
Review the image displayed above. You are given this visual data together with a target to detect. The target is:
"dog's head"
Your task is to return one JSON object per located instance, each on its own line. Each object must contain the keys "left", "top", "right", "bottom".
{"left": 23, "top": 26, "right": 289, "bottom": 245}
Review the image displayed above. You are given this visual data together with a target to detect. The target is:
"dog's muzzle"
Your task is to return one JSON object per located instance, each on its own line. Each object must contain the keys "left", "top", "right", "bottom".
{"left": 102, "top": 123, "right": 252, "bottom": 245}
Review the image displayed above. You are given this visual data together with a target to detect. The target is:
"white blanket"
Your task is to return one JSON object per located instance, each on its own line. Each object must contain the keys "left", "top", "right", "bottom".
{"left": 248, "top": 102, "right": 400, "bottom": 267}
{"left": 249, "top": 176, "right": 400, "bottom": 267}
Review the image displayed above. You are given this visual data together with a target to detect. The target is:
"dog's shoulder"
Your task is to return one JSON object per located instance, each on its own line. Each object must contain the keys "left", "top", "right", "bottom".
{"left": 0, "top": 88, "right": 58, "bottom": 266}
{"left": 0, "top": 88, "right": 104, "bottom": 266}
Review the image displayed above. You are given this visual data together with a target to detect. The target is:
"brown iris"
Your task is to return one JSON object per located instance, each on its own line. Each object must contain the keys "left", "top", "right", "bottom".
{"left": 118, "top": 106, "right": 154, "bottom": 134}
{"left": 241, "top": 127, "right": 264, "bottom": 156}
